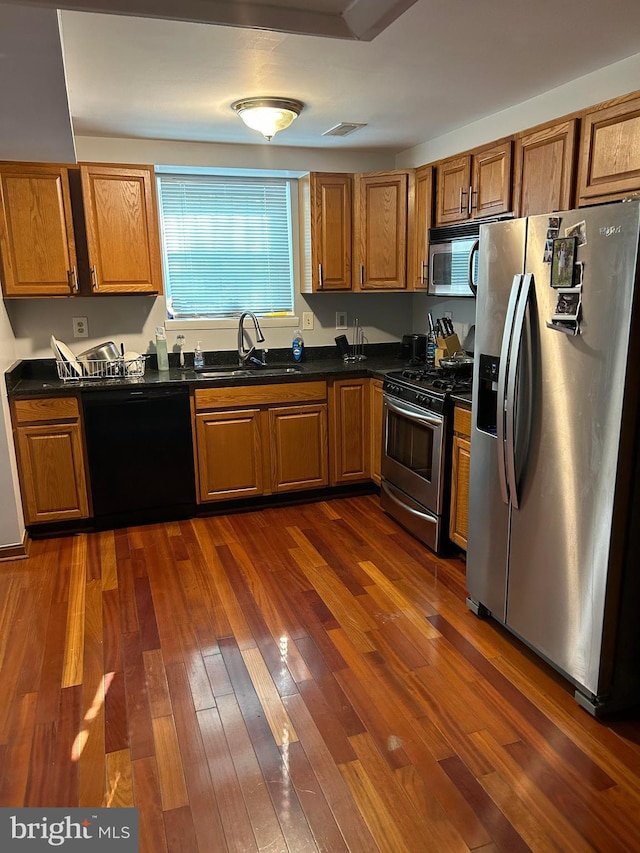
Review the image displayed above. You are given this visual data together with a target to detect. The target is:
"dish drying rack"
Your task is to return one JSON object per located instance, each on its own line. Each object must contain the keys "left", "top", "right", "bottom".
{"left": 56, "top": 355, "right": 148, "bottom": 381}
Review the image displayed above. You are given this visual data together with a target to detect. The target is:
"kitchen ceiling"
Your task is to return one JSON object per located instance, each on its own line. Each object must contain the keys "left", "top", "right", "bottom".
{"left": 7, "top": 0, "right": 640, "bottom": 155}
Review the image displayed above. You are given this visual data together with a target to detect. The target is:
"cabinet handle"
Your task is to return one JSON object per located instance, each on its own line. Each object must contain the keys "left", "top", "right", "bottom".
{"left": 318, "top": 263, "right": 323, "bottom": 289}
{"left": 360, "top": 264, "right": 365, "bottom": 285}
{"left": 68, "top": 266, "right": 78, "bottom": 293}
{"left": 91, "top": 264, "right": 99, "bottom": 291}
{"left": 469, "top": 187, "right": 477, "bottom": 214}
{"left": 459, "top": 186, "right": 468, "bottom": 214}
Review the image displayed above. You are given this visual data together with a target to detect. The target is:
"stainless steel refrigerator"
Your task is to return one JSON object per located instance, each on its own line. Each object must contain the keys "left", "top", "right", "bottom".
{"left": 467, "top": 200, "right": 640, "bottom": 716}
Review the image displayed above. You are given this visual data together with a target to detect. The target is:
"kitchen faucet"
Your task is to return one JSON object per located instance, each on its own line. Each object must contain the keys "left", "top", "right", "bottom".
{"left": 237, "top": 311, "right": 266, "bottom": 366}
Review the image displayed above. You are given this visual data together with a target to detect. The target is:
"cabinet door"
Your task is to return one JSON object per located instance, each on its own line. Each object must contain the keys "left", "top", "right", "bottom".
{"left": 436, "top": 156, "right": 471, "bottom": 225}
{"left": 195, "top": 408, "right": 263, "bottom": 501}
{"left": 577, "top": 95, "right": 640, "bottom": 205}
{"left": 80, "top": 163, "right": 163, "bottom": 294}
{"left": 449, "top": 407, "right": 471, "bottom": 550}
{"left": 15, "top": 422, "right": 89, "bottom": 523}
{"left": 269, "top": 404, "right": 328, "bottom": 492}
{"left": 514, "top": 119, "right": 578, "bottom": 217}
{"left": 0, "top": 163, "right": 78, "bottom": 297}
{"left": 310, "top": 173, "right": 352, "bottom": 291}
{"left": 354, "top": 171, "right": 408, "bottom": 290}
{"left": 410, "top": 165, "right": 432, "bottom": 290}
{"left": 472, "top": 140, "right": 513, "bottom": 218}
{"left": 330, "top": 379, "right": 370, "bottom": 484}
{"left": 369, "top": 378, "right": 384, "bottom": 486}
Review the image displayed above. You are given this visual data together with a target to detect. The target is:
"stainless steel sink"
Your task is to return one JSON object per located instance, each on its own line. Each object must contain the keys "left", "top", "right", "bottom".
{"left": 196, "top": 365, "right": 304, "bottom": 379}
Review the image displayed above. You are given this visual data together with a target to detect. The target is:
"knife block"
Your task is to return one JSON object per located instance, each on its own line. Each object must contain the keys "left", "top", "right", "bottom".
{"left": 436, "top": 333, "right": 462, "bottom": 356}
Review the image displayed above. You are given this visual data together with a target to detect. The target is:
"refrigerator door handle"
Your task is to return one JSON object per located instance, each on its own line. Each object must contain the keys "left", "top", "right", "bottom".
{"left": 496, "top": 275, "right": 524, "bottom": 505}
{"left": 505, "top": 272, "right": 534, "bottom": 510}
{"left": 468, "top": 239, "right": 479, "bottom": 295}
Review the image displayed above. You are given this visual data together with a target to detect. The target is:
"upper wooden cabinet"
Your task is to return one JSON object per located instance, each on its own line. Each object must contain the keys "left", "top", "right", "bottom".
{"left": 0, "top": 160, "right": 163, "bottom": 298}
{"left": 577, "top": 94, "right": 640, "bottom": 206}
{"left": 514, "top": 118, "right": 579, "bottom": 217}
{"left": 301, "top": 172, "right": 352, "bottom": 293}
{"left": 435, "top": 140, "right": 513, "bottom": 225}
{"left": 80, "top": 164, "right": 163, "bottom": 294}
{"left": 0, "top": 163, "right": 79, "bottom": 297}
{"left": 353, "top": 170, "right": 412, "bottom": 290}
{"left": 409, "top": 165, "right": 432, "bottom": 290}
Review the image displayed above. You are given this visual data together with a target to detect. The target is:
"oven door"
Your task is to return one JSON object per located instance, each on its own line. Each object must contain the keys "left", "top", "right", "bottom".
{"left": 381, "top": 394, "right": 445, "bottom": 513}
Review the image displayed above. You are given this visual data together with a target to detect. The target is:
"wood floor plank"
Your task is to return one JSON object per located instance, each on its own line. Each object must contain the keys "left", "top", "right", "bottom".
{"left": 78, "top": 578, "right": 106, "bottom": 807}
{"left": 241, "top": 646, "right": 299, "bottom": 746}
{"left": 105, "top": 748, "right": 134, "bottom": 807}
{"left": 151, "top": 714, "right": 189, "bottom": 811}
{"left": 132, "top": 756, "right": 168, "bottom": 853}
{"left": 0, "top": 692, "right": 37, "bottom": 806}
{"left": 143, "top": 648, "right": 173, "bottom": 719}
{"left": 61, "top": 536, "right": 87, "bottom": 687}
{"left": 122, "top": 630, "right": 155, "bottom": 761}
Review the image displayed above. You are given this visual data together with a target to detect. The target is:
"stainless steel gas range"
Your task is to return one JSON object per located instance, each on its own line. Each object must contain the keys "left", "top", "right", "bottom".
{"left": 381, "top": 367, "right": 471, "bottom": 553}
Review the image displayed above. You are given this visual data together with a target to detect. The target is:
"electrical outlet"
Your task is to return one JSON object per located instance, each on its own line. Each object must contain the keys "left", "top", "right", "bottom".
{"left": 302, "top": 311, "right": 314, "bottom": 330}
{"left": 336, "top": 311, "right": 348, "bottom": 329}
{"left": 72, "top": 316, "right": 88, "bottom": 338}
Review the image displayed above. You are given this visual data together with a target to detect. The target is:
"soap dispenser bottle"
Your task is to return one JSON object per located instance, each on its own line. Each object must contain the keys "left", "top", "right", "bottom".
{"left": 155, "top": 326, "right": 169, "bottom": 371}
{"left": 194, "top": 341, "right": 204, "bottom": 369}
{"left": 292, "top": 329, "right": 304, "bottom": 362}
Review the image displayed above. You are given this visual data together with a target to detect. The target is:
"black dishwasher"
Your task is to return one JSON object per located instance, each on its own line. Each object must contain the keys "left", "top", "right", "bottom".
{"left": 82, "top": 385, "right": 196, "bottom": 529}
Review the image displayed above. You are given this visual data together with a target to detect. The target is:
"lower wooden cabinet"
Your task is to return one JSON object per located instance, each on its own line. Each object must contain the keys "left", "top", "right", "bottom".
{"left": 449, "top": 405, "right": 471, "bottom": 551}
{"left": 11, "top": 396, "right": 90, "bottom": 524}
{"left": 193, "top": 382, "right": 328, "bottom": 502}
{"left": 270, "top": 404, "right": 328, "bottom": 491}
{"left": 329, "top": 378, "right": 370, "bottom": 484}
{"left": 195, "top": 407, "right": 264, "bottom": 500}
{"left": 369, "top": 378, "right": 384, "bottom": 485}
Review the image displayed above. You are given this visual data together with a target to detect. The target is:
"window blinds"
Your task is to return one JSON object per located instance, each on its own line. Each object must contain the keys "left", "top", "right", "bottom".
{"left": 158, "top": 174, "right": 295, "bottom": 319}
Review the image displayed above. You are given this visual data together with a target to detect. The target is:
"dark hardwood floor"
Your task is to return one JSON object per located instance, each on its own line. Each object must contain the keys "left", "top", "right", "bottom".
{"left": 1, "top": 495, "right": 640, "bottom": 851}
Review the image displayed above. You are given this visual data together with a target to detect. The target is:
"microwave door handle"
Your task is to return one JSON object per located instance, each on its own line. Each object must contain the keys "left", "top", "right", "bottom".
{"left": 468, "top": 238, "right": 479, "bottom": 295}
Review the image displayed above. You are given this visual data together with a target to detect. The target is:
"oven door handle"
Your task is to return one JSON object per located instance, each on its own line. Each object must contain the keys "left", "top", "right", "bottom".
{"left": 384, "top": 396, "right": 443, "bottom": 428}
{"left": 381, "top": 480, "right": 438, "bottom": 522}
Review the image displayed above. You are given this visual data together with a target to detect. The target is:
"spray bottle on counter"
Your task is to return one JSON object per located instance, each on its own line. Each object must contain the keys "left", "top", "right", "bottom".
{"left": 155, "top": 325, "right": 170, "bottom": 371}
{"left": 292, "top": 328, "right": 304, "bottom": 362}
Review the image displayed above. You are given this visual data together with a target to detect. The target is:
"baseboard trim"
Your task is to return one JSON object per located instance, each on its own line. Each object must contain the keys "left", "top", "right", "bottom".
{"left": 0, "top": 530, "right": 30, "bottom": 562}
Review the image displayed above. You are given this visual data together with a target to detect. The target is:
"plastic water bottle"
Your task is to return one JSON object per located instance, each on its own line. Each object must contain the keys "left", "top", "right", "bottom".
{"left": 292, "top": 329, "right": 304, "bottom": 362}
{"left": 426, "top": 331, "right": 437, "bottom": 370}
{"left": 194, "top": 340, "right": 204, "bottom": 369}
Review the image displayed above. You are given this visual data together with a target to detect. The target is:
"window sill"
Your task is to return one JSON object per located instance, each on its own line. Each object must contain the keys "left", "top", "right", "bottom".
{"left": 165, "top": 316, "right": 300, "bottom": 331}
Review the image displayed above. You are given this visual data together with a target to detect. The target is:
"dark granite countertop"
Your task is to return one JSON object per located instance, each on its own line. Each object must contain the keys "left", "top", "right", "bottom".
{"left": 5, "top": 343, "right": 408, "bottom": 399}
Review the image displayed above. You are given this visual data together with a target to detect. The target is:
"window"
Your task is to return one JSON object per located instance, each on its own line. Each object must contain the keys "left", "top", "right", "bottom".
{"left": 157, "top": 173, "right": 295, "bottom": 320}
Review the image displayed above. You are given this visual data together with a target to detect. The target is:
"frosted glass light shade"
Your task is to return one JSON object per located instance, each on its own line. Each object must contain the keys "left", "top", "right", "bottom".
{"left": 231, "top": 98, "right": 304, "bottom": 141}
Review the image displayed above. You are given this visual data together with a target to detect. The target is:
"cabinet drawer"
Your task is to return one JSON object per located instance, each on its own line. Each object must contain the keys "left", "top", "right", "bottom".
{"left": 12, "top": 396, "right": 80, "bottom": 424}
{"left": 195, "top": 380, "right": 327, "bottom": 410}
{"left": 453, "top": 406, "right": 471, "bottom": 437}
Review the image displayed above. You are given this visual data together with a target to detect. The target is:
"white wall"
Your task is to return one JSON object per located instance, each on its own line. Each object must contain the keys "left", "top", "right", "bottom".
{"left": 397, "top": 50, "right": 640, "bottom": 168}
{"left": 0, "top": 300, "right": 25, "bottom": 548}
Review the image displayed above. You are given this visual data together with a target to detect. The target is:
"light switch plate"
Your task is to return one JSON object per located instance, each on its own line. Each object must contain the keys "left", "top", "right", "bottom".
{"left": 302, "top": 311, "right": 314, "bottom": 330}
{"left": 72, "top": 316, "right": 88, "bottom": 338}
{"left": 336, "top": 311, "right": 348, "bottom": 329}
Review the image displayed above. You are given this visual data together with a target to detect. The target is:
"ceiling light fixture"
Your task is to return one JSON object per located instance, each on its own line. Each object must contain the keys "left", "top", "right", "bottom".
{"left": 231, "top": 97, "right": 304, "bottom": 141}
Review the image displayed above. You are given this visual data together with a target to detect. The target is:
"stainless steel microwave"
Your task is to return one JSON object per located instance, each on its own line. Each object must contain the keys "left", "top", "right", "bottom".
{"left": 428, "top": 216, "right": 513, "bottom": 297}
